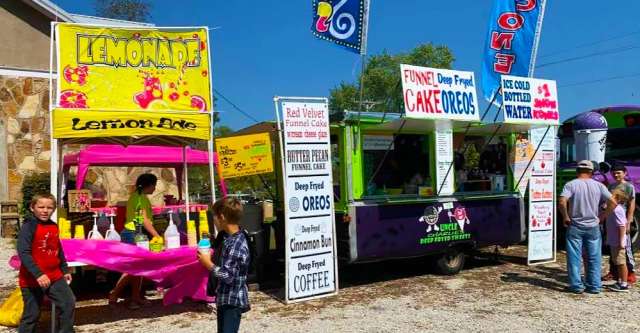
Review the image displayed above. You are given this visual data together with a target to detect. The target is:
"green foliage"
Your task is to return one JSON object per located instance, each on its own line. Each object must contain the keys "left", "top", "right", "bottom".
{"left": 21, "top": 172, "right": 51, "bottom": 218}
{"left": 329, "top": 82, "right": 359, "bottom": 113}
{"left": 95, "top": 0, "right": 152, "bottom": 22}
{"left": 329, "top": 43, "right": 455, "bottom": 113}
{"left": 225, "top": 174, "right": 276, "bottom": 201}
{"left": 214, "top": 126, "right": 234, "bottom": 137}
{"left": 463, "top": 144, "right": 480, "bottom": 170}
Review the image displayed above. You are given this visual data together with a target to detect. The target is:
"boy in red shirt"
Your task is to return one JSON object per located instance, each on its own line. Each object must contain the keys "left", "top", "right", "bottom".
{"left": 18, "top": 193, "right": 75, "bottom": 333}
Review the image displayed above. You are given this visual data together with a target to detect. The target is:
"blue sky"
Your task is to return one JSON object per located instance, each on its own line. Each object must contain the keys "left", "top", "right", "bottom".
{"left": 54, "top": 1, "right": 640, "bottom": 131}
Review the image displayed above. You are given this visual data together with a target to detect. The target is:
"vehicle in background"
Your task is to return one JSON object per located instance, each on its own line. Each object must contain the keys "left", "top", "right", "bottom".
{"left": 557, "top": 105, "right": 640, "bottom": 249}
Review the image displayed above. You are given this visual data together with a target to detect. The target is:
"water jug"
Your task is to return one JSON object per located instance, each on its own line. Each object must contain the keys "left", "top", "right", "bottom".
{"left": 164, "top": 210, "right": 180, "bottom": 249}
{"left": 87, "top": 213, "right": 104, "bottom": 240}
{"left": 104, "top": 214, "right": 121, "bottom": 241}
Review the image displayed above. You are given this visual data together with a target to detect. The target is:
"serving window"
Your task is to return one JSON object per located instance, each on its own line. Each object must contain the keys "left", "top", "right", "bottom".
{"left": 453, "top": 134, "right": 507, "bottom": 192}
{"left": 362, "top": 134, "right": 431, "bottom": 197}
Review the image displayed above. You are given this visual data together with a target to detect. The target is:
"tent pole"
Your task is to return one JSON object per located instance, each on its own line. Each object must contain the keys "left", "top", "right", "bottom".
{"left": 208, "top": 129, "right": 217, "bottom": 205}
{"left": 183, "top": 146, "right": 190, "bottom": 222}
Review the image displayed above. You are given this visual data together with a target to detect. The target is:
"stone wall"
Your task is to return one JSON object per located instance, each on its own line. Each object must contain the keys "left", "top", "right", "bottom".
{"left": 81, "top": 167, "right": 179, "bottom": 207}
{"left": 0, "top": 75, "right": 51, "bottom": 201}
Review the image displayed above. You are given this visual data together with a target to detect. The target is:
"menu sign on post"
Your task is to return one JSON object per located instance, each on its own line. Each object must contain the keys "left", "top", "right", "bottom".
{"left": 435, "top": 125, "right": 454, "bottom": 195}
{"left": 527, "top": 126, "right": 557, "bottom": 264}
{"left": 277, "top": 97, "right": 338, "bottom": 303}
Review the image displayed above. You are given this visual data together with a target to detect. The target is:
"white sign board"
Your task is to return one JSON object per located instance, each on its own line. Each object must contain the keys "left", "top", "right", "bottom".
{"left": 527, "top": 126, "right": 557, "bottom": 264}
{"left": 435, "top": 127, "right": 454, "bottom": 195}
{"left": 363, "top": 135, "right": 394, "bottom": 150}
{"left": 501, "top": 75, "right": 559, "bottom": 125}
{"left": 276, "top": 97, "right": 338, "bottom": 302}
{"left": 400, "top": 64, "right": 480, "bottom": 121}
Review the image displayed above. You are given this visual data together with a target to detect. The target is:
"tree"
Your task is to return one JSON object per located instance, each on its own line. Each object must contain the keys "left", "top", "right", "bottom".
{"left": 95, "top": 0, "right": 152, "bottom": 22}
{"left": 329, "top": 43, "right": 455, "bottom": 113}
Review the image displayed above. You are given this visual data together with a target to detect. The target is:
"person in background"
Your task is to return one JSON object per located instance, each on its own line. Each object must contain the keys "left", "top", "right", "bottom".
{"left": 198, "top": 197, "right": 250, "bottom": 333}
{"left": 605, "top": 189, "right": 631, "bottom": 292}
{"left": 559, "top": 160, "right": 616, "bottom": 294}
{"left": 18, "top": 193, "right": 75, "bottom": 333}
{"left": 109, "top": 173, "right": 161, "bottom": 309}
{"left": 603, "top": 164, "right": 637, "bottom": 284}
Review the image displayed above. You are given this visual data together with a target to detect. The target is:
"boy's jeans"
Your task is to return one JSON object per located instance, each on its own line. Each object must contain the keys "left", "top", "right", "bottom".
{"left": 19, "top": 278, "right": 75, "bottom": 333}
{"left": 217, "top": 305, "right": 242, "bottom": 333}
{"left": 566, "top": 224, "right": 602, "bottom": 292}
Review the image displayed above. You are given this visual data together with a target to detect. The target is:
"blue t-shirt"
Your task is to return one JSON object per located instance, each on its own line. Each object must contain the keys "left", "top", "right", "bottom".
{"left": 561, "top": 178, "right": 612, "bottom": 228}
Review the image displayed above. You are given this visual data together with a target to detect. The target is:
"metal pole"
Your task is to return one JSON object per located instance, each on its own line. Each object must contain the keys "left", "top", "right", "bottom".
{"left": 273, "top": 97, "right": 289, "bottom": 303}
{"left": 183, "top": 146, "right": 190, "bottom": 221}
{"left": 205, "top": 27, "right": 217, "bottom": 206}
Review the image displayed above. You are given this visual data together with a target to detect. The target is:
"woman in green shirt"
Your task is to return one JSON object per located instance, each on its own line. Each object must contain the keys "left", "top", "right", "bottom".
{"left": 109, "top": 173, "right": 161, "bottom": 309}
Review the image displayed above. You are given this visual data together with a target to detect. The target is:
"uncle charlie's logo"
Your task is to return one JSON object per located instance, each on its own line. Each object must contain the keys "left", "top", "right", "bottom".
{"left": 418, "top": 205, "right": 471, "bottom": 234}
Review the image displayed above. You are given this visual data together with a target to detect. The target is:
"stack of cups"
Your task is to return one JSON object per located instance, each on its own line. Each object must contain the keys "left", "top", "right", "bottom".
{"left": 198, "top": 210, "right": 209, "bottom": 238}
{"left": 74, "top": 224, "right": 85, "bottom": 240}
{"left": 187, "top": 220, "right": 197, "bottom": 246}
{"left": 58, "top": 218, "right": 72, "bottom": 239}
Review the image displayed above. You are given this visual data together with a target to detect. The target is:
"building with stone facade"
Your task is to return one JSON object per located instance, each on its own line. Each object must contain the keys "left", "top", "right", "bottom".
{"left": 0, "top": 0, "right": 181, "bottom": 210}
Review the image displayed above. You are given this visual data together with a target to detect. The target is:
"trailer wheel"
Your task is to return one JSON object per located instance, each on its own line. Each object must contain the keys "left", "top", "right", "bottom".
{"left": 436, "top": 248, "right": 466, "bottom": 275}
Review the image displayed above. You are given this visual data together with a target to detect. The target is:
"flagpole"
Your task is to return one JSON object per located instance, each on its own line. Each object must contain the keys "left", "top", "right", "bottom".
{"left": 357, "top": 0, "right": 371, "bottom": 123}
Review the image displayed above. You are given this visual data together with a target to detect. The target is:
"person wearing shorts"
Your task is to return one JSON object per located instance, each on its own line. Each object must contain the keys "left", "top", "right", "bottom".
{"left": 606, "top": 189, "right": 630, "bottom": 292}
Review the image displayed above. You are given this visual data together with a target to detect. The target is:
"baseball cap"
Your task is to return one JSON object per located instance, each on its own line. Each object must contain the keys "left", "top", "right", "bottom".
{"left": 576, "top": 160, "right": 594, "bottom": 170}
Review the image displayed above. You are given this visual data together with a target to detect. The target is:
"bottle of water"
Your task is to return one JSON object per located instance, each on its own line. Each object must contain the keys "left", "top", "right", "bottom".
{"left": 198, "top": 232, "right": 211, "bottom": 255}
{"left": 134, "top": 210, "right": 149, "bottom": 250}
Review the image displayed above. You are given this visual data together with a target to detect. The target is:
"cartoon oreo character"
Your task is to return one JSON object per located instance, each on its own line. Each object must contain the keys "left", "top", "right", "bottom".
{"left": 419, "top": 206, "right": 442, "bottom": 233}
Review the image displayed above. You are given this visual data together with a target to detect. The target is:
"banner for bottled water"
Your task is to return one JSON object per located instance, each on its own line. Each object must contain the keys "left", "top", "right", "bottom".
{"left": 527, "top": 126, "right": 557, "bottom": 264}
{"left": 275, "top": 97, "right": 338, "bottom": 303}
{"left": 501, "top": 75, "right": 559, "bottom": 125}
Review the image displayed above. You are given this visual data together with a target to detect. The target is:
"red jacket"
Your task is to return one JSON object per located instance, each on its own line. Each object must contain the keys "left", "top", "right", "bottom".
{"left": 18, "top": 218, "right": 69, "bottom": 288}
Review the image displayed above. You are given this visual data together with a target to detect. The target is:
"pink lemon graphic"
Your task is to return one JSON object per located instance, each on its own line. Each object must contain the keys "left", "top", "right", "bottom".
{"left": 191, "top": 95, "right": 207, "bottom": 111}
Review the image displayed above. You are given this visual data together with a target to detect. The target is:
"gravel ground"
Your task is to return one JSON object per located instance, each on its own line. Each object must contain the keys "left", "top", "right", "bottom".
{"left": 0, "top": 239, "right": 638, "bottom": 332}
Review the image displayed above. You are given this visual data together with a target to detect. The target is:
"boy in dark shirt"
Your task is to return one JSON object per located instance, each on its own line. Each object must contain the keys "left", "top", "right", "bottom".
{"left": 198, "top": 197, "right": 250, "bottom": 333}
{"left": 18, "top": 193, "right": 75, "bottom": 333}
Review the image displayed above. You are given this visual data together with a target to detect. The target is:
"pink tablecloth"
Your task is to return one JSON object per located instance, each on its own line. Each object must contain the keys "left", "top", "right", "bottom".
{"left": 11, "top": 240, "right": 211, "bottom": 306}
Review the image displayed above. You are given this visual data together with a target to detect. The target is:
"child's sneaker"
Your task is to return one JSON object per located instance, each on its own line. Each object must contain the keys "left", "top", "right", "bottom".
{"left": 627, "top": 272, "right": 636, "bottom": 284}
{"left": 608, "top": 283, "right": 630, "bottom": 292}
{"left": 601, "top": 272, "right": 616, "bottom": 281}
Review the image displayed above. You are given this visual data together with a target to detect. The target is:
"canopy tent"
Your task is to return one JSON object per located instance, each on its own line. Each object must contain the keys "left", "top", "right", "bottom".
{"left": 62, "top": 144, "right": 227, "bottom": 197}
{"left": 49, "top": 23, "right": 218, "bottom": 220}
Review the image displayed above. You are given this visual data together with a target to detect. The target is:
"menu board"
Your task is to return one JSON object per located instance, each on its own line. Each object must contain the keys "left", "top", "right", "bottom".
{"left": 527, "top": 127, "right": 556, "bottom": 263}
{"left": 435, "top": 127, "right": 454, "bottom": 195}
{"left": 278, "top": 98, "right": 338, "bottom": 302}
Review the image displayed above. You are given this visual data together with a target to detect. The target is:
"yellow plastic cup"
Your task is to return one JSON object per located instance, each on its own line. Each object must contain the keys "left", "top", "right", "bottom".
{"left": 74, "top": 224, "right": 85, "bottom": 240}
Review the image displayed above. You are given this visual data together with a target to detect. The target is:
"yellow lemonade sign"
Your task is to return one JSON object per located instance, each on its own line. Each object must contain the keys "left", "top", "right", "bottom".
{"left": 215, "top": 133, "right": 274, "bottom": 178}
{"left": 56, "top": 23, "right": 211, "bottom": 112}
{"left": 52, "top": 109, "right": 210, "bottom": 140}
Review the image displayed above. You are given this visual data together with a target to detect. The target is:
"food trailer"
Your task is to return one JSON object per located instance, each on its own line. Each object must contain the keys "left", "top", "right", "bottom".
{"left": 327, "top": 110, "right": 526, "bottom": 273}
{"left": 269, "top": 68, "right": 559, "bottom": 289}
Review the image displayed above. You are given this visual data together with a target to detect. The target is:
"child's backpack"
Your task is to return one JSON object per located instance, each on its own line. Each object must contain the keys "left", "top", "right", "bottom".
{"left": 241, "top": 228, "right": 258, "bottom": 278}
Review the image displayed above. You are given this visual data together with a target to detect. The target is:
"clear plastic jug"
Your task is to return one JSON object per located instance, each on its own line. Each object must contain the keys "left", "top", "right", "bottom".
{"left": 87, "top": 213, "right": 104, "bottom": 240}
{"left": 104, "top": 214, "right": 121, "bottom": 241}
{"left": 164, "top": 210, "right": 181, "bottom": 249}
